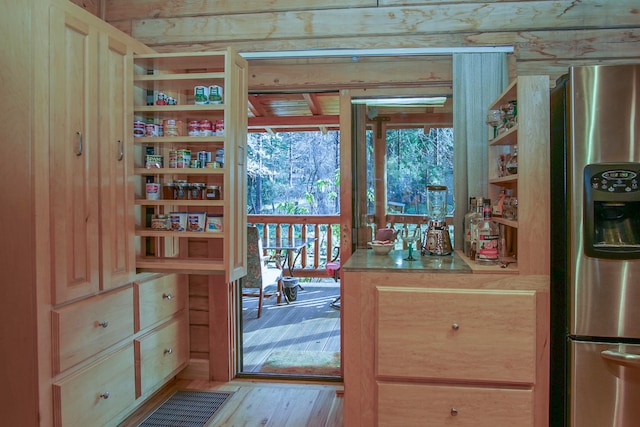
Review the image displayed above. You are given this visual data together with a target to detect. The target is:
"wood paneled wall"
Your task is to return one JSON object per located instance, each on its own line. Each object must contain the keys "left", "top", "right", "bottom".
{"left": 94, "top": 0, "right": 640, "bottom": 87}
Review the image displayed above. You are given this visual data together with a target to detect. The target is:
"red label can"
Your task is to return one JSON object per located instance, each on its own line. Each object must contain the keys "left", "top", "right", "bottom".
{"left": 199, "top": 120, "right": 213, "bottom": 136}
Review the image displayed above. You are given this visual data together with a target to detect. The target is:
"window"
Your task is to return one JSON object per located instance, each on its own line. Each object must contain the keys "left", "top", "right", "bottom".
{"left": 366, "top": 127, "right": 454, "bottom": 215}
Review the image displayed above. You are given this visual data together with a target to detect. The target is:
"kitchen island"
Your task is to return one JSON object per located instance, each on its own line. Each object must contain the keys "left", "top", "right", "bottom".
{"left": 342, "top": 248, "right": 549, "bottom": 427}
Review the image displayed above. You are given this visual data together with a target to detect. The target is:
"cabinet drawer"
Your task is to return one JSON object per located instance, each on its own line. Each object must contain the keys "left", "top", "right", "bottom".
{"left": 377, "top": 382, "right": 533, "bottom": 427}
{"left": 53, "top": 345, "right": 135, "bottom": 427}
{"left": 135, "top": 311, "right": 189, "bottom": 398}
{"left": 376, "top": 287, "right": 536, "bottom": 383}
{"left": 52, "top": 286, "right": 134, "bottom": 373}
{"left": 135, "top": 274, "right": 186, "bottom": 331}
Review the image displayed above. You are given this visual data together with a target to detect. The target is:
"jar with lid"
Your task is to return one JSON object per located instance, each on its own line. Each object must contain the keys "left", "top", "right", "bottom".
{"left": 189, "top": 182, "right": 206, "bottom": 200}
{"left": 174, "top": 180, "right": 189, "bottom": 200}
{"left": 205, "top": 185, "right": 221, "bottom": 200}
{"left": 162, "top": 182, "right": 176, "bottom": 200}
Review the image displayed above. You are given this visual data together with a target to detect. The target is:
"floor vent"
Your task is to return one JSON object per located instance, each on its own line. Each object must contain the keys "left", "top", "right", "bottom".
{"left": 137, "top": 390, "right": 234, "bottom": 427}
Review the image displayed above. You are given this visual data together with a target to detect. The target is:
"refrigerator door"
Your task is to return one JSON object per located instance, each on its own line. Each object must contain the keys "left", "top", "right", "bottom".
{"left": 568, "top": 64, "right": 640, "bottom": 339}
{"left": 570, "top": 340, "right": 640, "bottom": 427}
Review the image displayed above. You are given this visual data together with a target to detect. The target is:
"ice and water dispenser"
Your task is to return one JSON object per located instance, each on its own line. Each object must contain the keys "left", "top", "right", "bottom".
{"left": 583, "top": 163, "right": 640, "bottom": 259}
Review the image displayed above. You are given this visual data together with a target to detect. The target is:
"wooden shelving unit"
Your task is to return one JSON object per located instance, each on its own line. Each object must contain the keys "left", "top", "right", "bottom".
{"left": 132, "top": 48, "right": 248, "bottom": 281}
{"left": 486, "top": 76, "right": 550, "bottom": 275}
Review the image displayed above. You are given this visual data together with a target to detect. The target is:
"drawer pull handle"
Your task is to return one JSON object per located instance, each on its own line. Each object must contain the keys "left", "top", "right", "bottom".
{"left": 601, "top": 349, "right": 640, "bottom": 367}
{"left": 100, "top": 392, "right": 110, "bottom": 400}
{"left": 98, "top": 321, "right": 109, "bottom": 328}
{"left": 451, "top": 323, "right": 460, "bottom": 331}
{"left": 75, "top": 131, "right": 83, "bottom": 156}
{"left": 116, "top": 139, "right": 124, "bottom": 161}
{"left": 163, "top": 293, "right": 173, "bottom": 300}
{"left": 164, "top": 348, "right": 173, "bottom": 355}
{"left": 450, "top": 407, "right": 458, "bottom": 416}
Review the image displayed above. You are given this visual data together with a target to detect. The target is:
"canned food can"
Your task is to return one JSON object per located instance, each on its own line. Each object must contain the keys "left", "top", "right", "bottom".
{"left": 133, "top": 121, "right": 145, "bottom": 137}
{"left": 145, "top": 154, "right": 163, "bottom": 169}
{"left": 215, "top": 119, "right": 225, "bottom": 136}
{"left": 188, "top": 120, "right": 200, "bottom": 136}
{"left": 163, "top": 119, "right": 182, "bottom": 137}
{"left": 208, "top": 85, "right": 223, "bottom": 104}
{"left": 199, "top": 120, "right": 213, "bottom": 136}
{"left": 190, "top": 160, "right": 201, "bottom": 168}
{"left": 194, "top": 86, "right": 208, "bottom": 105}
{"left": 145, "top": 182, "right": 160, "bottom": 200}
{"left": 198, "top": 151, "right": 211, "bottom": 166}
{"left": 151, "top": 214, "right": 169, "bottom": 230}
{"left": 168, "top": 150, "right": 177, "bottom": 168}
{"left": 144, "top": 123, "right": 158, "bottom": 137}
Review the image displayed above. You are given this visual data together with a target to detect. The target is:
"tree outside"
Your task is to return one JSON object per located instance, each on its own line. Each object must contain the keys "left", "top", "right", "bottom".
{"left": 247, "top": 131, "right": 340, "bottom": 215}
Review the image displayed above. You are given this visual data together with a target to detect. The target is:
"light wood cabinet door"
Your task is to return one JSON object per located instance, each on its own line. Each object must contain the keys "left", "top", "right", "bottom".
{"left": 376, "top": 287, "right": 537, "bottom": 384}
{"left": 52, "top": 286, "right": 134, "bottom": 374}
{"left": 49, "top": 4, "right": 100, "bottom": 305}
{"left": 135, "top": 312, "right": 189, "bottom": 398}
{"left": 135, "top": 274, "right": 186, "bottom": 331}
{"left": 377, "top": 382, "right": 533, "bottom": 427}
{"left": 98, "top": 32, "right": 135, "bottom": 291}
{"left": 53, "top": 344, "right": 135, "bottom": 427}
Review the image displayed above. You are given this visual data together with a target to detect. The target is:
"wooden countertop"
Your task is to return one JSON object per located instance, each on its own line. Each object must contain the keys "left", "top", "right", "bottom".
{"left": 342, "top": 249, "right": 518, "bottom": 274}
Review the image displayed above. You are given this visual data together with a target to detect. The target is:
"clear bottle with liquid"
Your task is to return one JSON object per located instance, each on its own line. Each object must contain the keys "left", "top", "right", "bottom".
{"left": 475, "top": 199, "right": 500, "bottom": 265}
{"left": 463, "top": 197, "right": 477, "bottom": 258}
{"left": 468, "top": 197, "right": 483, "bottom": 260}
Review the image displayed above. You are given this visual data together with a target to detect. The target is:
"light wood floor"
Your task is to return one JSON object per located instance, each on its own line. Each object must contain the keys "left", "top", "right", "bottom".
{"left": 240, "top": 280, "right": 341, "bottom": 375}
{"left": 120, "top": 378, "right": 344, "bottom": 426}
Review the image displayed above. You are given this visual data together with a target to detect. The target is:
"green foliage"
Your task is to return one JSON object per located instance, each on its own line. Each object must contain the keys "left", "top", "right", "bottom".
{"left": 247, "top": 130, "right": 340, "bottom": 214}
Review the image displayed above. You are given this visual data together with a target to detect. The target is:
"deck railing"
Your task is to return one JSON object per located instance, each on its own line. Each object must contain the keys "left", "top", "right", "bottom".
{"left": 248, "top": 214, "right": 340, "bottom": 279}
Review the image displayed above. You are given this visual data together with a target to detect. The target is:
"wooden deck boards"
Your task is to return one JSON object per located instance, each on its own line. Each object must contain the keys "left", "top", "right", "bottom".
{"left": 241, "top": 279, "right": 341, "bottom": 375}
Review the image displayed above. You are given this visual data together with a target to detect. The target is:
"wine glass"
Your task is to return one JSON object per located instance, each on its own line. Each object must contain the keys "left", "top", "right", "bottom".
{"left": 486, "top": 109, "right": 503, "bottom": 139}
{"left": 401, "top": 224, "right": 421, "bottom": 261}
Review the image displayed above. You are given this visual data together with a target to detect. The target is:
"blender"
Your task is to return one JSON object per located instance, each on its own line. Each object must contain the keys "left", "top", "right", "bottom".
{"left": 422, "top": 185, "right": 453, "bottom": 256}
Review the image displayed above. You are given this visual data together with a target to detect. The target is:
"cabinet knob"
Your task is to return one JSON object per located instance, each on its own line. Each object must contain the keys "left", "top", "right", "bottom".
{"left": 97, "top": 320, "right": 109, "bottom": 328}
{"left": 451, "top": 323, "right": 460, "bottom": 331}
{"left": 163, "top": 293, "right": 173, "bottom": 300}
{"left": 100, "top": 392, "right": 110, "bottom": 400}
{"left": 450, "top": 407, "right": 458, "bottom": 416}
{"left": 164, "top": 348, "right": 173, "bottom": 355}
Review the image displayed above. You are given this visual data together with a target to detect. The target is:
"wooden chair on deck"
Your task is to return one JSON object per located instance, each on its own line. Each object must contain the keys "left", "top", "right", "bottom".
{"left": 326, "top": 245, "right": 341, "bottom": 309}
{"left": 242, "top": 226, "right": 285, "bottom": 318}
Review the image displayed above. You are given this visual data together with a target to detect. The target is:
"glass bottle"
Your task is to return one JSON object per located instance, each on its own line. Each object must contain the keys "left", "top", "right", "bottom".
{"left": 506, "top": 146, "right": 518, "bottom": 175}
{"left": 475, "top": 199, "right": 500, "bottom": 265}
{"left": 463, "top": 197, "right": 477, "bottom": 258}
{"left": 468, "top": 197, "right": 483, "bottom": 260}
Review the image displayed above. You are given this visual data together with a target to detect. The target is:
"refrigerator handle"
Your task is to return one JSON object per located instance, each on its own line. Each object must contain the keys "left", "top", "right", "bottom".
{"left": 601, "top": 349, "right": 640, "bottom": 367}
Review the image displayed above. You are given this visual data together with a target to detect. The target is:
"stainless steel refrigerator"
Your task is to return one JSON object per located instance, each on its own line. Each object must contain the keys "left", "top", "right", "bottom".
{"left": 550, "top": 64, "right": 640, "bottom": 426}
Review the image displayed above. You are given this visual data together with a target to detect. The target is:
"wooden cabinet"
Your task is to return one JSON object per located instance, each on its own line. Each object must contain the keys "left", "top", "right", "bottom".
{"left": 377, "top": 383, "right": 534, "bottom": 427}
{"left": 486, "top": 76, "right": 550, "bottom": 275}
{"left": 52, "top": 286, "right": 134, "bottom": 375}
{"left": 342, "top": 263, "right": 549, "bottom": 426}
{"left": 49, "top": 4, "right": 136, "bottom": 305}
{"left": 131, "top": 50, "right": 248, "bottom": 283}
{"left": 53, "top": 345, "right": 136, "bottom": 427}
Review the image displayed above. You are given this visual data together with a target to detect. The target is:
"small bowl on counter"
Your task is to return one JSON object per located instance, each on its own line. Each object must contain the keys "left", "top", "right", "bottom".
{"left": 368, "top": 240, "right": 394, "bottom": 255}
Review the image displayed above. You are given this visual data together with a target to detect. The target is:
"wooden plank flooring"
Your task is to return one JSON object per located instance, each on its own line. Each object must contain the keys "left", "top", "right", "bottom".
{"left": 240, "top": 279, "right": 341, "bottom": 376}
{"left": 120, "top": 378, "right": 344, "bottom": 426}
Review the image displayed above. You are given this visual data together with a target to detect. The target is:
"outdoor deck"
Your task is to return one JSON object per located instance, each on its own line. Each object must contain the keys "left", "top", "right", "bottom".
{"left": 240, "top": 279, "right": 341, "bottom": 377}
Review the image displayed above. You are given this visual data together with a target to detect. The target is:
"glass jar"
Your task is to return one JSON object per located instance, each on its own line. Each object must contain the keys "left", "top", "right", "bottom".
{"left": 162, "top": 182, "right": 176, "bottom": 200}
{"left": 188, "top": 182, "right": 206, "bottom": 200}
{"left": 205, "top": 185, "right": 221, "bottom": 200}
{"left": 174, "top": 180, "right": 189, "bottom": 200}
